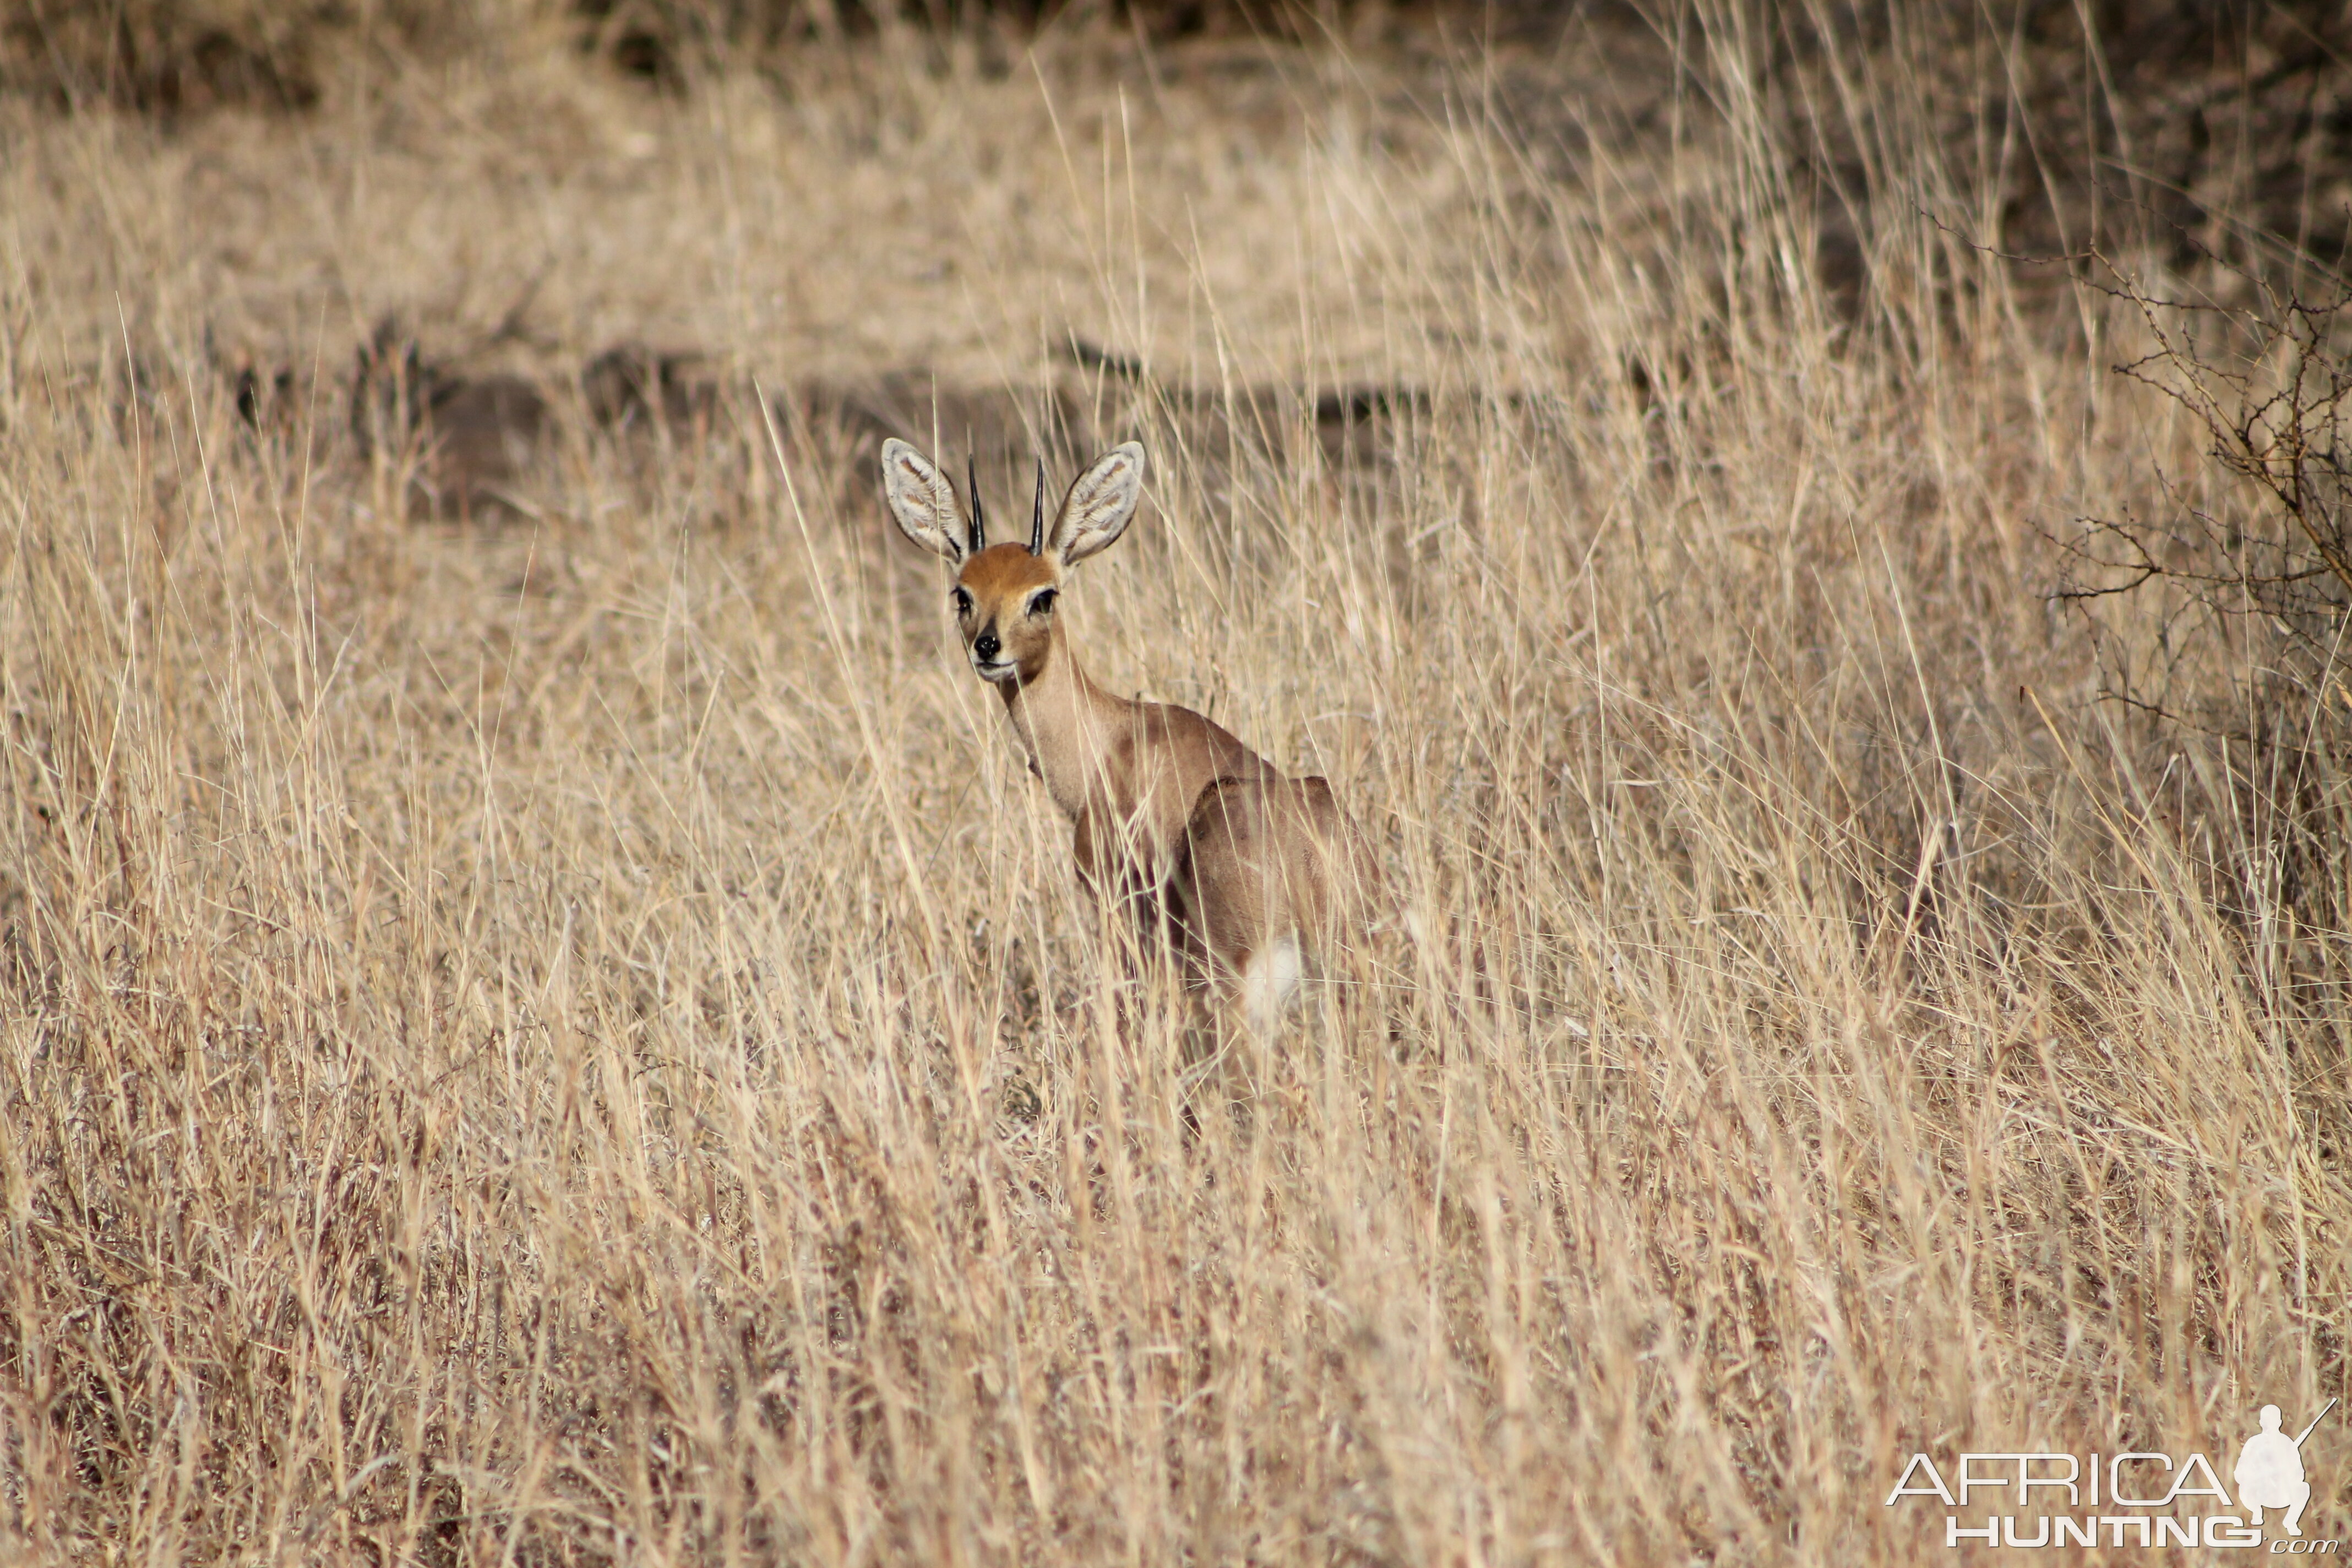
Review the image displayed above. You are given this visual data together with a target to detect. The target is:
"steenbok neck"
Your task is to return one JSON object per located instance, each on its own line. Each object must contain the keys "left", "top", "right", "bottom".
{"left": 996, "top": 630, "right": 1128, "bottom": 820}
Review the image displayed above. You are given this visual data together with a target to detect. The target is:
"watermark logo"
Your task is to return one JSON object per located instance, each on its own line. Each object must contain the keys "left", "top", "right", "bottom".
{"left": 2239, "top": 1402, "right": 2329, "bottom": 1539}
{"left": 1885, "top": 1400, "right": 2338, "bottom": 1551}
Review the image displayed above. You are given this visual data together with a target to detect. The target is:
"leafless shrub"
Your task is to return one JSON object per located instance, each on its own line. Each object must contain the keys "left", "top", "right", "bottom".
{"left": 2060, "top": 274, "right": 2352, "bottom": 674}
{"left": 2050, "top": 264, "right": 2352, "bottom": 941}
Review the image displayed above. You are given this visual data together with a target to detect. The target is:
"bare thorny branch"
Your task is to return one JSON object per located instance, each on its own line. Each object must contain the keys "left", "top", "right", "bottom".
{"left": 2054, "top": 255, "right": 2352, "bottom": 695}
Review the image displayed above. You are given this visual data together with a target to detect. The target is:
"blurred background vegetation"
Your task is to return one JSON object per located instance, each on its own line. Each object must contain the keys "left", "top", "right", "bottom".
{"left": 9, "top": 0, "right": 2352, "bottom": 215}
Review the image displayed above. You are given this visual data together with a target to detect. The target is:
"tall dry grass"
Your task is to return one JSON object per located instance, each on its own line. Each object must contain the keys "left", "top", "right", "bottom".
{"left": 1, "top": 6, "right": 2346, "bottom": 1563}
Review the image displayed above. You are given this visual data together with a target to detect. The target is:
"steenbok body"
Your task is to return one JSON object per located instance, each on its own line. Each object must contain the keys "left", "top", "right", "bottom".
{"left": 882, "top": 438, "right": 1374, "bottom": 1035}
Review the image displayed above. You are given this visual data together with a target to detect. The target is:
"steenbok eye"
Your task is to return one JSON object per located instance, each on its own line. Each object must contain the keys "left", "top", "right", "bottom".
{"left": 951, "top": 587, "right": 972, "bottom": 615}
{"left": 1028, "top": 589, "right": 1058, "bottom": 616}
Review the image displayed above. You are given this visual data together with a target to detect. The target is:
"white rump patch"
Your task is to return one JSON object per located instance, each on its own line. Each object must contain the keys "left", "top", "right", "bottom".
{"left": 1240, "top": 935, "right": 1305, "bottom": 1039}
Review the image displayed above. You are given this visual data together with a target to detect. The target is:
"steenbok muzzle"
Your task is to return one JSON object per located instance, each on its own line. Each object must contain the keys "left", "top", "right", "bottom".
{"left": 882, "top": 438, "right": 1376, "bottom": 1036}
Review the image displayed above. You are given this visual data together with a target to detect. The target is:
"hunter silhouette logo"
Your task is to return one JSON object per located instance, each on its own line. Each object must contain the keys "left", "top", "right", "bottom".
{"left": 1885, "top": 1398, "right": 2340, "bottom": 1550}
{"left": 2238, "top": 1401, "right": 2336, "bottom": 1539}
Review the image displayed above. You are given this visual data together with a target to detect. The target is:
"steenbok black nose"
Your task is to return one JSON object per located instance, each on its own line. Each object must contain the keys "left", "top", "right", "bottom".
{"left": 974, "top": 630, "right": 1001, "bottom": 662}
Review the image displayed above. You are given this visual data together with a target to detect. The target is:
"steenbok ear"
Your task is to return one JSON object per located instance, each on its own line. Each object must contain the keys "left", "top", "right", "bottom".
{"left": 882, "top": 439, "right": 974, "bottom": 563}
{"left": 1048, "top": 442, "right": 1146, "bottom": 566}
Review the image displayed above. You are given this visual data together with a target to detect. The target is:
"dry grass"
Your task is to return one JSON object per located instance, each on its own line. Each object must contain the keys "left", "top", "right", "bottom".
{"left": 2, "top": 8, "right": 2348, "bottom": 1564}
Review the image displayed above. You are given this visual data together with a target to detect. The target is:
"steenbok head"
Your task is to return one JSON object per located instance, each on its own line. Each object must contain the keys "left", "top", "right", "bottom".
{"left": 881, "top": 438, "right": 1145, "bottom": 687}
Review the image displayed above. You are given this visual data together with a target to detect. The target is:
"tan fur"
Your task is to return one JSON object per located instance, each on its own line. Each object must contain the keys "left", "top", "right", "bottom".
{"left": 1173, "top": 775, "right": 1380, "bottom": 1028}
{"left": 881, "top": 438, "right": 1372, "bottom": 1028}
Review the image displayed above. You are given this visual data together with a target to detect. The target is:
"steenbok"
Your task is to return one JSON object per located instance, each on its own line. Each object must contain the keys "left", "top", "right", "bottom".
{"left": 882, "top": 437, "right": 1376, "bottom": 1036}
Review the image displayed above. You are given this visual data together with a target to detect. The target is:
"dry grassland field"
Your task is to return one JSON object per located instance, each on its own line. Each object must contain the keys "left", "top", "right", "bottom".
{"left": 1, "top": 1, "right": 2349, "bottom": 1562}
